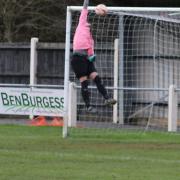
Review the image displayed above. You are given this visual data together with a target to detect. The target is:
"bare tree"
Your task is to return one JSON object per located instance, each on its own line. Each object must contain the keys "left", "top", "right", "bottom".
{"left": 0, "top": 0, "right": 66, "bottom": 42}
{"left": 0, "top": 0, "right": 128, "bottom": 42}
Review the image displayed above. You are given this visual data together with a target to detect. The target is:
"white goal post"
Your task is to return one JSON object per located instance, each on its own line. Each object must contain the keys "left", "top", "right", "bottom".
{"left": 63, "top": 6, "right": 180, "bottom": 137}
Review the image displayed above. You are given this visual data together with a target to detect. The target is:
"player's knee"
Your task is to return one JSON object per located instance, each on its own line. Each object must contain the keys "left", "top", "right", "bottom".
{"left": 89, "top": 72, "right": 98, "bottom": 80}
{"left": 80, "top": 76, "right": 88, "bottom": 82}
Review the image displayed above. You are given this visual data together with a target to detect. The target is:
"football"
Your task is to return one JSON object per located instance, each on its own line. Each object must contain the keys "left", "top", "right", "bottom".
{"left": 95, "top": 4, "right": 108, "bottom": 16}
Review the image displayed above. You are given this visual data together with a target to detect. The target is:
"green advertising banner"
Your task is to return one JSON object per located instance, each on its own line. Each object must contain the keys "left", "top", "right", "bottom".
{"left": 0, "top": 87, "right": 64, "bottom": 116}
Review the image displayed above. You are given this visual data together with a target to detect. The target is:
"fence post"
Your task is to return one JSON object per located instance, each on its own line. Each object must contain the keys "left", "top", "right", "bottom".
{"left": 113, "top": 39, "right": 119, "bottom": 124}
{"left": 30, "top": 37, "right": 39, "bottom": 86}
{"left": 168, "top": 85, "right": 177, "bottom": 132}
{"left": 29, "top": 37, "right": 39, "bottom": 119}
{"left": 68, "top": 82, "right": 77, "bottom": 127}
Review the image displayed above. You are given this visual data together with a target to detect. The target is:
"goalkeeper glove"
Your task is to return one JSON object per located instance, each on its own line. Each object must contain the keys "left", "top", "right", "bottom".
{"left": 88, "top": 54, "right": 96, "bottom": 62}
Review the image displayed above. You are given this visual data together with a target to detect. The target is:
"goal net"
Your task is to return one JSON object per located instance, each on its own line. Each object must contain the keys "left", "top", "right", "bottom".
{"left": 64, "top": 7, "right": 180, "bottom": 136}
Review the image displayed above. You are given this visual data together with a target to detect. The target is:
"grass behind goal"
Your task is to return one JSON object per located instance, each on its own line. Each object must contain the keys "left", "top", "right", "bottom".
{"left": 0, "top": 125, "right": 180, "bottom": 180}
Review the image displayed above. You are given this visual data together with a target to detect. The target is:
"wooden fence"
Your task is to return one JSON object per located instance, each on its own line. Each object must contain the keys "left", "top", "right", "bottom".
{"left": 0, "top": 42, "right": 65, "bottom": 85}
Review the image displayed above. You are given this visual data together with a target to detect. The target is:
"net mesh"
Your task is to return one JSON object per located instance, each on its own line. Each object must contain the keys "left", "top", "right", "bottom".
{"left": 69, "top": 9, "right": 180, "bottom": 133}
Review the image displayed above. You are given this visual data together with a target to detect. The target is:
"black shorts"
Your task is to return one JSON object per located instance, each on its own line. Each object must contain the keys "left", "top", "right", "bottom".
{"left": 71, "top": 54, "right": 97, "bottom": 79}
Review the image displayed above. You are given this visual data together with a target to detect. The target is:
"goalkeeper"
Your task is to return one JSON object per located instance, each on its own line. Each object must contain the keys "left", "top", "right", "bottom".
{"left": 71, "top": 0, "right": 117, "bottom": 113}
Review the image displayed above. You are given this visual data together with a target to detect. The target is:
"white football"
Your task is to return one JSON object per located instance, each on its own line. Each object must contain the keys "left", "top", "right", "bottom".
{"left": 95, "top": 4, "right": 108, "bottom": 16}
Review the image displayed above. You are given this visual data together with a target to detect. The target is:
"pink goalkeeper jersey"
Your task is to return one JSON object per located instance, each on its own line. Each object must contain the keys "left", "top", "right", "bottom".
{"left": 73, "top": 8, "right": 94, "bottom": 56}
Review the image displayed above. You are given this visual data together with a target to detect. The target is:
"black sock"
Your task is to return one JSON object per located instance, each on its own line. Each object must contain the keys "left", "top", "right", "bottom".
{"left": 81, "top": 80, "right": 90, "bottom": 108}
{"left": 94, "top": 76, "right": 109, "bottom": 99}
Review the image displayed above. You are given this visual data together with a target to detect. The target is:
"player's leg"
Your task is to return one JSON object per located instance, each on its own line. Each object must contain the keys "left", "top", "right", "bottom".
{"left": 89, "top": 72, "right": 109, "bottom": 99}
{"left": 80, "top": 76, "right": 96, "bottom": 113}
{"left": 80, "top": 76, "right": 90, "bottom": 108}
{"left": 71, "top": 54, "right": 96, "bottom": 113}
{"left": 89, "top": 64, "right": 117, "bottom": 106}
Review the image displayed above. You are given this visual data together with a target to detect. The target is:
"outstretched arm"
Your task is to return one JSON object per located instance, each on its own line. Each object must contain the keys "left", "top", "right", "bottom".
{"left": 78, "top": 0, "right": 89, "bottom": 24}
{"left": 83, "top": 0, "right": 89, "bottom": 9}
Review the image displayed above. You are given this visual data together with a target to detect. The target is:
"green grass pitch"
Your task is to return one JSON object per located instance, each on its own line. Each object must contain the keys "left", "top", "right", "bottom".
{"left": 0, "top": 125, "right": 180, "bottom": 180}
